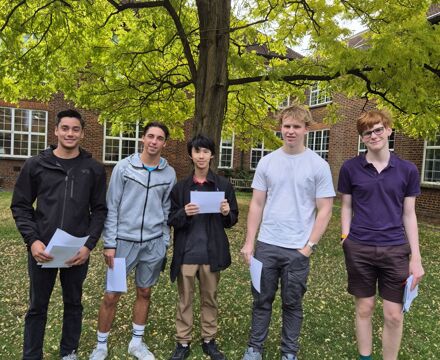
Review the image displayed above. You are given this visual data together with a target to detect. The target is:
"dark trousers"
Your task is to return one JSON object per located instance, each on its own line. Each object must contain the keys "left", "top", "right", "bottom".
{"left": 248, "top": 241, "right": 310, "bottom": 356}
{"left": 23, "top": 252, "right": 89, "bottom": 360}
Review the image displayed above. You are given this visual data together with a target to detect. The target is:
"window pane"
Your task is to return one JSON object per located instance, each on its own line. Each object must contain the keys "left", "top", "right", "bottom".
{"left": 31, "top": 111, "right": 46, "bottom": 133}
{"left": 14, "top": 109, "right": 30, "bottom": 132}
{"left": 0, "top": 133, "right": 12, "bottom": 155}
{"left": 0, "top": 108, "right": 12, "bottom": 131}
{"left": 220, "top": 148, "right": 232, "bottom": 168}
{"left": 105, "top": 139, "right": 120, "bottom": 162}
{"left": 121, "top": 139, "right": 136, "bottom": 158}
{"left": 14, "top": 133, "right": 29, "bottom": 156}
{"left": 251, "top": 149, "right": 261, "bottom": 169}
{"left": 30, "top": 135, "right": 46, "bottom": 155}
{"left": 424, "top": 149, "right": 440, "bottom": 183}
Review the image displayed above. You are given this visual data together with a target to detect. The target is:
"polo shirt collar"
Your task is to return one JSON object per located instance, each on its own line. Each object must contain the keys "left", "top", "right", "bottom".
{"left": 192, "top": 170, "right": 215, "bottom": 185}
{"left": 361, "top": 151, "right": 395, "bottom": 168}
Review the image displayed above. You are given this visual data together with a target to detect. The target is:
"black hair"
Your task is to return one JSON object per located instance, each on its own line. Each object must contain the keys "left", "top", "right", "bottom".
{"left": 56, "top": 109, "right": 84, "bottom": 128}
{"left": 143, "top": 121, "right": 170, "bottom": 140}
{"left": 187, "top": 134, "right": 216, "bottom": 157}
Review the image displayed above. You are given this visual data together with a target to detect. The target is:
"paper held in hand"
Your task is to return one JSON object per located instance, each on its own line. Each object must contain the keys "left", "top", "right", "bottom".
{"left": 38, "top": 228, "right": 89, "bottom": 268}
{"left": 190, "top": 191, "right": 225, "bottom": 214}
{"left": 402, "top": 274, "right": 419, "bottom": 313}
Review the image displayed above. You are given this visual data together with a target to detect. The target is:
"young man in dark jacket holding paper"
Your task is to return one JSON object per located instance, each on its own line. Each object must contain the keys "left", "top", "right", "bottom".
{"left": 168, "top": 135, "right": 238, "bottom": 360}
{"left": 10, "top": 109, "right": 107, "bottom": 360}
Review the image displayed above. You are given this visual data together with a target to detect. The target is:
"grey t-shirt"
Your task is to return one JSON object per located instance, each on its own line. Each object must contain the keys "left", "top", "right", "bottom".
{"left": 252, "top": 148, "right": 335, "bottom": 249}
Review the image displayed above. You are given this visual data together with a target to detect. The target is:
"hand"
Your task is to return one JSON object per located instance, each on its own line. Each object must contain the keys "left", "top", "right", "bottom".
{"left": 65, "top": 246, "right": 90, "bottom": 267}
{"left": 31, "top": 240, "right": 54, "bottom": 263}
{"left": 220, "top": 199, "right": 230, "bottom": 216}
{"left": 240, "top": 242, "right": 254, "bottom": 265}
{"left": 103, "top": 248, "right": 116, "bottom": 269}
{"left": 184, "top": 203, "right": 199, "bottom": 216}
{"left": 297, "top": 245, "right": 312, "bottom": 258}
{"left": 409, "top": 257, "right": 424, "bottom": 290}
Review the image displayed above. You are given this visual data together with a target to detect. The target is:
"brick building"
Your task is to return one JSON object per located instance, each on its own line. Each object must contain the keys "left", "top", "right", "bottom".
{"left": 1, "top": 89, "right": 439, "bottom": 219}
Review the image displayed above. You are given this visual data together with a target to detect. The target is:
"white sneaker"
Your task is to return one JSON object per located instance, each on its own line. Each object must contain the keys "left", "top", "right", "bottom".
{"left": 128, "top": 341, "right": 155, "bottom": 360}
{"left": 62, "top": 351, "right": 78, "bottom": 360}
{"left": 89, "top": 346, "right": 108, "bottom": 360}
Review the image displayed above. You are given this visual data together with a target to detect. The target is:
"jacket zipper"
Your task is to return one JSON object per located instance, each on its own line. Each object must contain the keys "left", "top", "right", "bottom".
{"left": 60, "top": 175, "right": 69, "bottom": 228}
{"left": 140, "top": 171, "right": 151, "bottom": 243}
{"left": 70, "top": 175, "right": 75, "bottom": 198}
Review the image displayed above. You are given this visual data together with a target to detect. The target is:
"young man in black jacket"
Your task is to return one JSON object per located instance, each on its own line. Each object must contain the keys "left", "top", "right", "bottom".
{"left": 11, "top": 109, "right": 107, "bottom": 360}
{"left": 168, "top": 135, "right": 238, "bottom": 360}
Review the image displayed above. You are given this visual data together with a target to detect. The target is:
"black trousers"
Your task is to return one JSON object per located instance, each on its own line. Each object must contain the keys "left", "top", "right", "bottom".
{"left": 23, "top": 252, "right": 89, "bottom": 360}
{"left": 248, "top": 241, "right": 310, "bottom": 357}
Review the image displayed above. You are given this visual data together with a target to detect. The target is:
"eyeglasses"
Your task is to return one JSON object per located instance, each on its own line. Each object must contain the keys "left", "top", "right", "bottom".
{"left": 361, "top": 126, "right": 385, "bottom": 139}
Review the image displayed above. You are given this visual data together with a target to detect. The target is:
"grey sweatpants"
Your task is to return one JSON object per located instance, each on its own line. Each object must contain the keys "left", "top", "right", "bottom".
{"left": 248, "top": 241, "right": 310, "bottom": 356}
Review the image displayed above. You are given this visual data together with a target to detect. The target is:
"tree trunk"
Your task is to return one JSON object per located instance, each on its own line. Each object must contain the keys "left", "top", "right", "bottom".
{"left": 193, "top": 0, "right": 231, "bottom": 159}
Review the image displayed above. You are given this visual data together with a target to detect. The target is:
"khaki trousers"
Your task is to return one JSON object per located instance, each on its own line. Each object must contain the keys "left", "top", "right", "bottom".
{"left": 176, "top": 264, "right": 220, "bottom": 343}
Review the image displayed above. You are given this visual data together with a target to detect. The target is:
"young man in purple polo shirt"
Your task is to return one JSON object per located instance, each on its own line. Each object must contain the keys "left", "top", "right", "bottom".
{"left": 338, "top": 109, "right": 425, "bottom": 360}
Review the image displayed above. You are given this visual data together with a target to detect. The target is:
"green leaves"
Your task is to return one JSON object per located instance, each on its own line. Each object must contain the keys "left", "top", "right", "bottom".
{"left": 0, "top": 0, "right": 438, "bottom": 141}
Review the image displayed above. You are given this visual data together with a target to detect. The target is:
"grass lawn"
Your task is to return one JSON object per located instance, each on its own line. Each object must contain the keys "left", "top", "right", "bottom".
{"left": 0, "top": 191, "right": 439, "bottom": 359}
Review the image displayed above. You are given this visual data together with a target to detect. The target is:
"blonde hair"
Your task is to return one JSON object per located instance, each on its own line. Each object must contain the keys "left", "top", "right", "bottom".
{"left": 276, "top": 104, "right": 314, "bottom": 127}
{"left": 357, "top": 109, "right": 393, "bottom": 136}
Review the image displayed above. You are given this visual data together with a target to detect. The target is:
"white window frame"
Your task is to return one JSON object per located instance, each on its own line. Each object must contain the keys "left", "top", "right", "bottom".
{"left": 218, "top": 133, "right": 234, "bottom": 169}
{"left": 279, "top": 95, "right": 292, "bottom": 108}
{"left": 103, "top": 121, "right": 142, "bottom": 164}
{"left": 0, "top": 107, "right": 48, "bottom": 158}
{"left": 250, "top": 132, "right": 282, "bottom": 170}
{"left": 421, "top": 133, "right": 440, "bottom": 185}
{"left": 358, "top": 129, "right": 395, "bottom": 154}
{"left": 309, "top": 83, "right": 332, "bottom": 107}
{"left": 306, "top": 129, "right": 330, "bottom": 161}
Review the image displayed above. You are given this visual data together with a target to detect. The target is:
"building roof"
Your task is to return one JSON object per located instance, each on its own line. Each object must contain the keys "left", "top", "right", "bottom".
{"left": 246, "top": 44, "right": 303, "bottom": 60}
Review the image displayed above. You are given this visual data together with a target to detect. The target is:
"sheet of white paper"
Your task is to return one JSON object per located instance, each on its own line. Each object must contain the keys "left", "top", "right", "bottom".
{"left": 45, "top": 228, "right": 89, "bottom": 253}
{"left": 41, "top": 245, "right": 79, "bottom": 268}
{"left": 106, "top": 258, "right": 127, "bottom": 293}
{"left": 250, "top": 256, "right": 263, "bottom": 293}
{"left": 190, "top": 191, "right": 225, "bottom": 214}
{"left": 39, "top": 228, "right": 89, "bottom": 267}
{"left": 402, "top": 274, "right": 419, "bottom": 313}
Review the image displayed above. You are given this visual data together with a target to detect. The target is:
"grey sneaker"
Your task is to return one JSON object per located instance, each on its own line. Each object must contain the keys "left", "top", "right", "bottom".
{"left": 89, "top": 346, "right": 108, "bottom": 360}
{"left": 281, "top": 355, "right": 297, "bottom": 360}
{"left": 62, "top": 351, "right": 77, "bottom": 360}
{"left": 128, "top": 341, "right": 155, "bottom": 360}
{"left": 242, "top": 347, "right": 262, "bottom": 360}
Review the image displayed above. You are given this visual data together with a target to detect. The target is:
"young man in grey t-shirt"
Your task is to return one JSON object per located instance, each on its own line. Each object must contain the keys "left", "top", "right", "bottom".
{"left": 241, "top": 104, "right": 335, "bottom": 360}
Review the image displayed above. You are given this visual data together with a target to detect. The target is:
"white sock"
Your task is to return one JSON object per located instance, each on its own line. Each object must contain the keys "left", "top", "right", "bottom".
{"left": 130, "top": 323, "right": 145, "bottom": 346}
{"left": 97, "top": 331, "right": 109, "bottom": 350}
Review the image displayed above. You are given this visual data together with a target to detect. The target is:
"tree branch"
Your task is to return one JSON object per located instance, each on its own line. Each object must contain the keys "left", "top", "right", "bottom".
{"left": 424, "top": 63, "right": 440, "bottom": 78}
{"left": 0, "top": 0, "right": 26, "bottom": 32}
{"left": 104, "top": 0, "right": 165, "bottom": 27}
{"left": 162, "top": 0, "right": 197, "bottom": 81}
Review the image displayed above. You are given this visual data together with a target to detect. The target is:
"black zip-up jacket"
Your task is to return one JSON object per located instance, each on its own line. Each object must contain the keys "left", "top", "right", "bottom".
{"left": 10, "top": 146, "right": 108, "bottom": 251}
{"left": 168, "top": 170, "right": 239, "bottom": 282}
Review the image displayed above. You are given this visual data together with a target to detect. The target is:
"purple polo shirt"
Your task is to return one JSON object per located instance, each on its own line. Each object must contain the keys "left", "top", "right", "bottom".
{"left": 338, "top": 152, "right": 420, "bottom": 246}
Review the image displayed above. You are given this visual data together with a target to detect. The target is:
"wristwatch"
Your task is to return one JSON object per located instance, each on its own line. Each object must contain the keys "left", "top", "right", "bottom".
{"left": 307, "top": 241, "right": 318, "bottom": 252}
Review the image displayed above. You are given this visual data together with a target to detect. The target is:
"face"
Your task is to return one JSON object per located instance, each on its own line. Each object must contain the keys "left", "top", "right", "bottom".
{"left": 142, "top": 126, "right": 167, "bottom": 156}
{"left": 190, "top": 147, "right": 213, "bottom": 170}
{"left": 280, "top": 116, "right": 308, "bottom": 150}
{"left": 54, "top": 117, "right": 84, "bottom": 151}
{"left": 361, "top": 122, "right": 392, "bottom": 152}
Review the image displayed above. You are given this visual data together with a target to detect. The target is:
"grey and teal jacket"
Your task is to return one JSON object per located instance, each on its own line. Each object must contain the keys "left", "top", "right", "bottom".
{"left": 10, "top": 146, "right": 108, "bottom": 251}
{"left": 103, "top": 153, "right": 176, "bottom": 249}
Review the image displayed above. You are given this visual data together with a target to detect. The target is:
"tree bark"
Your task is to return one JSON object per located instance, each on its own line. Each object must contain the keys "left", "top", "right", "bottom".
{"left": 193, "top": 0, "right": 231, "bottom": 155}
